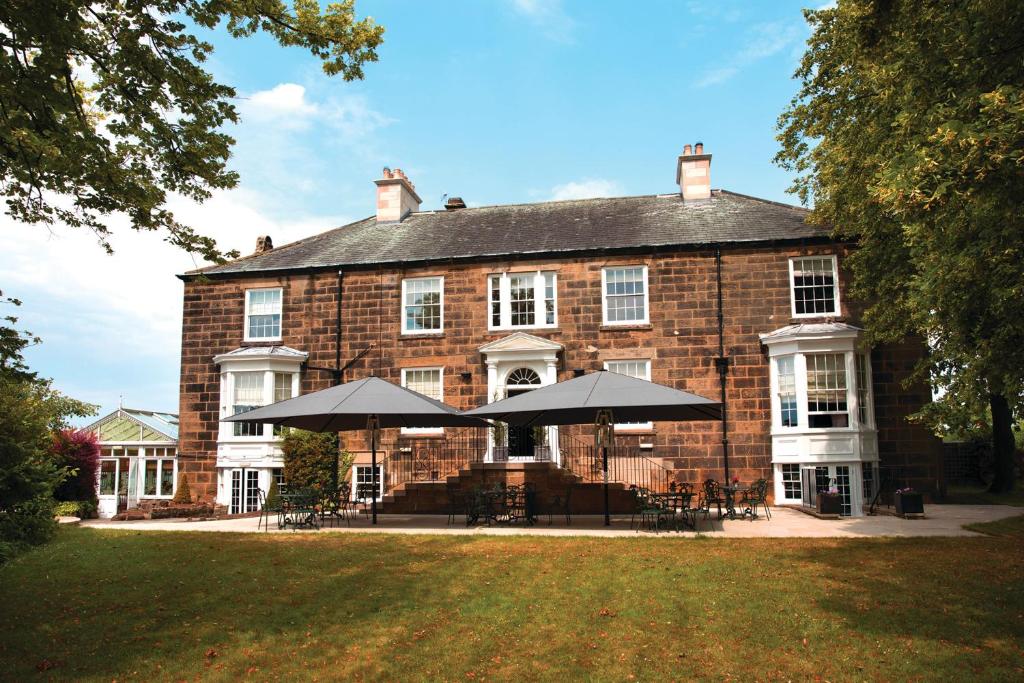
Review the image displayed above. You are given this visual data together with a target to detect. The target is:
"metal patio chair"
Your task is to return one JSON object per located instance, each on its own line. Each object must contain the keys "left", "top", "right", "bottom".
{"left": 741, "top": 478, "right": 772, "bottom": 520}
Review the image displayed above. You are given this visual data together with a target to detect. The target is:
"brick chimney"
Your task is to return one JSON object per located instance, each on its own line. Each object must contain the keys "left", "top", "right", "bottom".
{"left": 675, "top": 142, "right": 712, "bottom": 201}
{"left": 375, "top": 167, "right": 422, "bottom": 222}
{"left": 254, "top": 235, "right": 273, "bottom": 254}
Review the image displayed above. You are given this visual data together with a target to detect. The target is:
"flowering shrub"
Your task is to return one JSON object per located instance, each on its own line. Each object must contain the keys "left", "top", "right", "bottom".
{"left": 50, "top": 429, "right": 100, "bottom": 503}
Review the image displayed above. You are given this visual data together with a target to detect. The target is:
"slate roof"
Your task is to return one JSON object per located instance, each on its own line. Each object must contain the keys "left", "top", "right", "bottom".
{"left": 187, "top": 190, "right": 826, "bottom": 278}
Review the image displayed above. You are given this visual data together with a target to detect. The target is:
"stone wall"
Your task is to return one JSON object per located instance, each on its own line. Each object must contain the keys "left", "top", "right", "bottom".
{"left": 177, "top": 244, "right": 943, "bottom": 502}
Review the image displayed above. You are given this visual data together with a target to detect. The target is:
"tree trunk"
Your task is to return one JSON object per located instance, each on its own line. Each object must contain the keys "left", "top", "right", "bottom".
{"left": 988, "top": 393, "right": 1016, "bottom": 493}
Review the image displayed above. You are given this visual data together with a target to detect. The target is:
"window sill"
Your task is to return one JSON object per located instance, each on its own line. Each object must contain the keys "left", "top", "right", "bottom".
{"left": 487, "top": 327, "right": 560, "bottom": 333}
{"left": 600, "top": 324, "right": 653, "bottom": 331}
{"left": 399, "top": 431, "right": 445, "bottom": 438}
{"left": 242, "top": 338, "right": 283, "bottom": 345}
{"left": 399, "top": 332, "right": 445, "bottom": 340}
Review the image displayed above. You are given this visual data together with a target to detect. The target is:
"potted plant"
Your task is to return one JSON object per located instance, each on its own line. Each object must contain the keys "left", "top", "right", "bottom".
{"left": 817, "top": 486, "right": 842, "bottom": 515}
{"left": 894, "top": 487, "right": 924, "bottom": 515}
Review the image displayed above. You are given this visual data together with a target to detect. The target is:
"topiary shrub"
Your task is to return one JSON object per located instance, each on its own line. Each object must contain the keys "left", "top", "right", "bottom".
{"left": 282, "top": 429, "right": 339, "bottom": 491}
{"left": 171, "top": 472, "right": 192, "bottom": 504}
{"left": 265, "top": 477, "right": 280, "bottom": 510}
{"left": 51, "top": 429, "right": 100, "bottom": 503}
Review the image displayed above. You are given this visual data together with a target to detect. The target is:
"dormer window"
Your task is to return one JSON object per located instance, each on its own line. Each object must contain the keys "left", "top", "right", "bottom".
{"left": 789, "top": 256, "right": 840, "bottom": 317}
{"left": 245, "top": 288, "right": 282, "bottom": 340}
{"left": 488, "top": 271, "right": 557, "bottom": 330}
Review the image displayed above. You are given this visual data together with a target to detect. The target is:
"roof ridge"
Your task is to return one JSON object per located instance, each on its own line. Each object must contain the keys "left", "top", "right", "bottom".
{"left": 715, "top": 189, "right": 813, "bottom": 214}
{"left": 412, "top": 192, "right": 667, "bottom": 214}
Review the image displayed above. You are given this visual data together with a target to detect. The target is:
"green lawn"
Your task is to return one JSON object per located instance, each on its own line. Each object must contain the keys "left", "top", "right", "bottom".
{"left": 944, "top": 483, "right": 1024, "bottom": 507}
{"left": 1, "top": 526, "right": 1023, "bottom": 682}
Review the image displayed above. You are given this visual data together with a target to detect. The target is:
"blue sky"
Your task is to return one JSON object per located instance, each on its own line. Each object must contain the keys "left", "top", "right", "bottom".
{"left": 0, "top": 0, "right": 820, "bottom": 423}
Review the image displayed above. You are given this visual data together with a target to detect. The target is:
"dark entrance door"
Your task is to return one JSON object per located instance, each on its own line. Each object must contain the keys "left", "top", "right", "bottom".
{"left": 505, "top": 386, "right": 536, "bottom": 460}
{"left": 507, "top": 424, "right": 535, "bottom": 459}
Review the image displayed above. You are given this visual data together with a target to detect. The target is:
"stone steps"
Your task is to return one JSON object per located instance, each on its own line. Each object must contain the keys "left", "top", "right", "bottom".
{"left": 378, "top": 461, "right": 638, "bottom": 514}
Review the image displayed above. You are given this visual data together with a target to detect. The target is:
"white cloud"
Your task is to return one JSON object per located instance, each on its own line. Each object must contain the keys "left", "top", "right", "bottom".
{"left": 696, "top": 20, "right": 805, "bottom": 87}
{"left": 509, "top": 0, "right": 576, "bottom": 43}
{"left": 246, "top": 82, "right": 319, "bottom": 119}
{"left": 0, "top": 188, "right": 349, "bottom": 417}
{"left": 549, "top": 179, "right": 621, "bottom": 201}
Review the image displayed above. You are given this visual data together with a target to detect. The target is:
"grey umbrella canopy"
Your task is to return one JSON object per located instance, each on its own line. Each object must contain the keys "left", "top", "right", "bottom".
{"left": 222, "top": 376, "right": 486, "bottom": 431}
{"left": 464, "top": 370, "right": 721, "bottom": 526}
{"left": 462, "top": 370, "right": 722, "bottom": 426}
{"left": 223, "top": 376, "right": 485, "bottom": 526}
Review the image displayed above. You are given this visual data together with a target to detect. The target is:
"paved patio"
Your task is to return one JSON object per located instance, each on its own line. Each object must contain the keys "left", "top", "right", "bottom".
{"left": 80, "top": 504, "right": 1020, "bottom": 538}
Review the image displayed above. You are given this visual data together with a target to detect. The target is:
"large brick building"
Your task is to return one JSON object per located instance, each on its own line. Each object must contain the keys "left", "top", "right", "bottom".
{"left": 177, "top": 144, "right": 943, "bottom": 517}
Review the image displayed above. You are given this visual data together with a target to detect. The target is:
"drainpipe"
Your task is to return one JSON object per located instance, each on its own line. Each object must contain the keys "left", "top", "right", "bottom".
{"left": 714, "top": 246, "right": 731, "bottom": 483}
{"left": 335, "top": 270, "right": 344, "bottom": 384}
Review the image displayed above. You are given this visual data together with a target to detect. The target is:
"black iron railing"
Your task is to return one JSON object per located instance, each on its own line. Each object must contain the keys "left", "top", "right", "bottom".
{"left": 559, "top": 432, "right": 675, "bottom": 493}
{"left": 377, "top": 427, "right": 488, "bottom": 493}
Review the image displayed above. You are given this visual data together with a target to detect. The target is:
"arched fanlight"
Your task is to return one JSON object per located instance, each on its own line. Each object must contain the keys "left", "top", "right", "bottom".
{"left": 506, "top": 367, "right": 542, "bottom": 386}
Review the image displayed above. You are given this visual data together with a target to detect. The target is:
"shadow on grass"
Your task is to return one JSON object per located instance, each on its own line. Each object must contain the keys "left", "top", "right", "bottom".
{"left": 2, "top": 527, "right": 1023, "bottom": 681}
{"left": 785, "top": 534, "right": 1024, "bottom": 678}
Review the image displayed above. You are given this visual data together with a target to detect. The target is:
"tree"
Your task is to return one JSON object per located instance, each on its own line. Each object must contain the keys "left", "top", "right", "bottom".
{"left": 1, "top": 1, "right": 384, "bottom": 262}
{"left": 282, "top": 429, "right": 339, "bottom": 490}
{"left": 51, "top": 428, "right": 100, "bottom": 503}
{"left": 776, "top": 0, "right": 1024, "bottom": 492}
{"left": 171, "top": 471, "right": 192, "bottom": 505}
{"left": 0, "top": 377, "right": 95, "bottom": 563}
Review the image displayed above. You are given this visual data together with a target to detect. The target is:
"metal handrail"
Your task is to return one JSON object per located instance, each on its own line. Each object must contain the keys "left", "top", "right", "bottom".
{"left": 559, "top": 431, "right": 677, "bottom": 493}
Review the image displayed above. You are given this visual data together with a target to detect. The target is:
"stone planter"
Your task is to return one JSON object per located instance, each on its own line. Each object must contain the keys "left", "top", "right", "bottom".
{"left": 816, "top": 493, "right": 842, "bottom": 515}
{"left": 894, "top": 491, "right": 924, "bottom": 516}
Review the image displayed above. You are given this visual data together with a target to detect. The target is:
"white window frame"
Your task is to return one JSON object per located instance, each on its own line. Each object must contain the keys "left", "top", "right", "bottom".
{"left": 788, "top": 256, "right": 841, "bottom": 319}
{"left": 487, "top": 271, "right": 558, "bottom": 330}
{"left": 400, "top": 367, "right": 444, "bottom": 435}
{"left": 401, "top": 276, "right": 444, "bottom": 335}
{"left": 351, "top": 464, "right": 385, "bottom": 503}
{"left": 140, "top": 453, "right": 177, "bottom": 499}
{"left": 778, "top": 463, "right": 803, "bottom": 503}
{"left": 222, "top": 369, "right": 300, "bottom": 442}
{"left": 244, "top": 288, "right": 283, "bottom": 341}
{"left": 603, "top": 359, "right": 653, "bottom": 430}
{"left": 601, "top": 265, "right": 650, "bottom": 326}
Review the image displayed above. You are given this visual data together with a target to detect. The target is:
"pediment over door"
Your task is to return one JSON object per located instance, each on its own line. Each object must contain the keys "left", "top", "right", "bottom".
{"left": 478, "top": 331, "right": 564, "bottom": 355}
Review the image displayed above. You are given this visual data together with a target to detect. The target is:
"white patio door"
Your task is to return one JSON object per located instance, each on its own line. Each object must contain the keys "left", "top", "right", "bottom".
{"left": 126, "top": 458, "right": 140, "bottom": 509}
{"left": 229, "top": 468, "right": 261, "bottom": 515}
{"left": 802, "top": 464, "right": 853, "bottom": 516}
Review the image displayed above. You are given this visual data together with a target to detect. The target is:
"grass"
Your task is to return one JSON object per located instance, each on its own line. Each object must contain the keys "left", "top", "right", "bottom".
{"left": 1, "top": 528, "right": 1023, "bottom": 681}
{"left": 944, "top": 483, "right": 1024, "bottom": 507}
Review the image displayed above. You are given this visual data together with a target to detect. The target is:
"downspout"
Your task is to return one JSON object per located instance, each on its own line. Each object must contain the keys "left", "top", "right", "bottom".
{"left": 714, "top": 246, "right": 731, "bottom": 483}
{"left": 335, "top": 270, "right": 344, "bottom": 385}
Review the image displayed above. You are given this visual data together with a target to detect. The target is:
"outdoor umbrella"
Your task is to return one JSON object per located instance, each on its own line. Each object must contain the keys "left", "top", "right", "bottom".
{"left": 224, "top": 376, "right": 487, "bottom": 524}
{"left": 463, "top": 370, "right": 722, "bottom": 525}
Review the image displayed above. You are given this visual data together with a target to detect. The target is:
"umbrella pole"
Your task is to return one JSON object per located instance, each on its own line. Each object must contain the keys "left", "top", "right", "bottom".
{"left": 368, "top": 415, "right": 379, "bottom": 525}
{"left": 602, "top": 444, "right": 610, "bottom": 527}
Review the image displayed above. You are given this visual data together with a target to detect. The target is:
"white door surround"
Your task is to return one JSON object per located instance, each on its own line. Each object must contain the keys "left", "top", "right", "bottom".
{"left": 478, "top": 332, "right": 563, "bottom": 463}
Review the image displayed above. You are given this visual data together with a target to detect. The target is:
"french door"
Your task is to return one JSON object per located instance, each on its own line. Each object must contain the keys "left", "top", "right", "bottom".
{"left": 802, "top": 464, "right": 853, "bottom": 516}
{"left": 229, "top": 469, "right": 261, "bottom": 514}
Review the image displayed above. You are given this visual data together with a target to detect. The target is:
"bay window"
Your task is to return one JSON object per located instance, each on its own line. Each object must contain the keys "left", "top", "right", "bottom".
{"left": 762, "top": 323, "right": 878, "bottom": 516}
{"left": 488, "top": 271, "right": 557, "bottom": 329}
{"left": 402, "top": 277, "right": 443, "bottom": 334}
{"left": 602, "top": 266, "right": 648, "bottom": 325}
